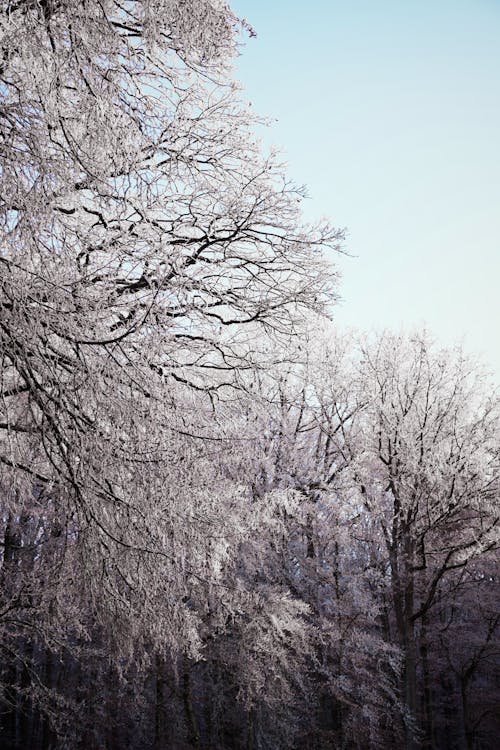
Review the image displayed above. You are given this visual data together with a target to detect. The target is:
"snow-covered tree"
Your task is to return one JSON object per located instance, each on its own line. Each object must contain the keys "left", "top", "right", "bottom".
{"left": 0, "top": 2, "right": 343, "bottom": 745}
{"left": 351, "top": 331, "right": 500, "bottom": 749}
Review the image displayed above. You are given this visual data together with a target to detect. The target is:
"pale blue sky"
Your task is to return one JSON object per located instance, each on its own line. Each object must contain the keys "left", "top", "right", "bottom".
{"left": 232, "top": 0, "right": 500, "bottom": 375}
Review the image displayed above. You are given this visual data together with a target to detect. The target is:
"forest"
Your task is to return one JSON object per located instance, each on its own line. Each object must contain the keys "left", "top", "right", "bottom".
{"left": 0, "top": 1, "right": 498, "bottom": 748}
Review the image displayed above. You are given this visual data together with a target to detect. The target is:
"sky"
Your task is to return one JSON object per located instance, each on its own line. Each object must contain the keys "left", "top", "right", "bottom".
{"left": 231, "top": 0, "right": 500, "bottom": 376}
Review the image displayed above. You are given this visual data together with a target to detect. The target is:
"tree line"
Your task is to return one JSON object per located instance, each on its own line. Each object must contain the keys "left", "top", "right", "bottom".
{"left": 0, "top": 1, "right": 498, "bottom": 748}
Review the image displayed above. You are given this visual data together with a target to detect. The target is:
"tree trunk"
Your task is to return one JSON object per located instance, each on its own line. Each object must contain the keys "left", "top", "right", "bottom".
{"left": 460, "top": 679, "right": 473, "bottom": 750}
{"left": 154, "top": 656, "right": 167, "bottom": 750}
{"left": 403, "top": 624, "right": 419, "bottom": 750}
{"left": 421, "top": 616, "right": 435, "bottom": 750}
{"left": 246, "top": 708, "right": 255, "bottom": 750}
{"left": 182, "top": 661, "right": 200, "bottom": 749}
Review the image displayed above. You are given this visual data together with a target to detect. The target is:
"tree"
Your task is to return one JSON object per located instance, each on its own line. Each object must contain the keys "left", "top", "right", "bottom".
{"left": 0, "top": 0, "right": 341, "bottom": 618}
{"left": 242, "top": 328, "right": 499, "bottom": 749}
{"left": 221, "top": 329, "right": 403, "bottom": 749}
{"left": 351, "top": 331, "right": 500, "bottom": 749}
{"left": 0, "top": 1, "right": 343, "bottom": 744}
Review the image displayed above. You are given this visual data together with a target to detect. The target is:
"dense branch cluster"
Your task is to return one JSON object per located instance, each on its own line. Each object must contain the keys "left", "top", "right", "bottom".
{"left": 0, "top": 2, "right": 498, "bottom": 749}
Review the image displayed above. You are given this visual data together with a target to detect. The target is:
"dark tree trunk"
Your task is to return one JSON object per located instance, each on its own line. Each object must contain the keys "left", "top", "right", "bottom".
{"left": 421, "top": 616, "right": 435, "bottom": 750}
{"left": 182, "top": 661, "right": 200, "bottom": 749}
{"left": 154, "top": 656, "right": 168, "bottom": 750}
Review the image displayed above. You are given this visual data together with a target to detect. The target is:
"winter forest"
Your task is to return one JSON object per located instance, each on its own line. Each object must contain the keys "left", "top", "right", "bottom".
{"left": 0, "top": 1, "right": 498, "bottom": 749}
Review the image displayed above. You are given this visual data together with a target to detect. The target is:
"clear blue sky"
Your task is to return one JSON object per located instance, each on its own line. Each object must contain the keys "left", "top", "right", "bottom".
{"left": 231, "top": 0, "right": 500, "bottom": 376}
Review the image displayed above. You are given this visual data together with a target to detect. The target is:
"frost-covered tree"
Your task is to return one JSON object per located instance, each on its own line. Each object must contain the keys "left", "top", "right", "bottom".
{"left": 0, "top": 0, "right": 341, "bottom": 521}
{"left": 0, "top": 1, "right": 343, "bottom": 745}
{"left": 351, "top": 332, "right": 500, "bottom": 749}
{"left": 0, "top": 0, "right": 340, "bottom": 612}
{"left": 218, "top": 331, "right": 403, "bottom": 749}
{"left": 241, "top": 328, "right": 499, "bottom": 750}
